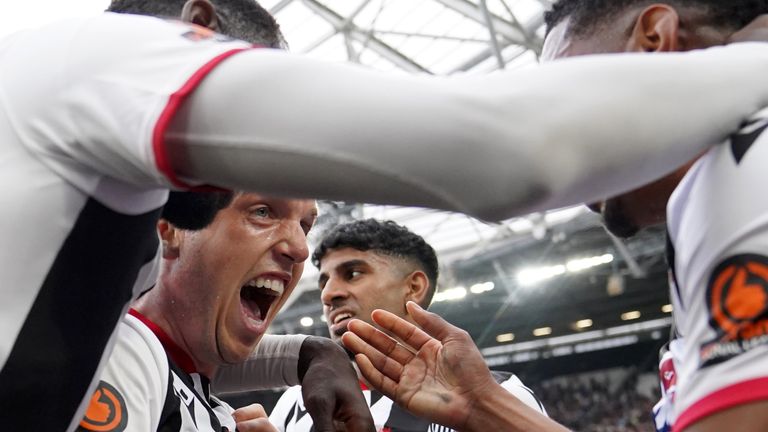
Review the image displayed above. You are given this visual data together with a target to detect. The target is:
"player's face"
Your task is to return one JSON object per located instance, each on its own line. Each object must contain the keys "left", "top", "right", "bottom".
{"left": 171, "top": 193, "right": 316, "bottom": 369}
{"left": 319, "top": 248, "right": 414, "bottom": 343}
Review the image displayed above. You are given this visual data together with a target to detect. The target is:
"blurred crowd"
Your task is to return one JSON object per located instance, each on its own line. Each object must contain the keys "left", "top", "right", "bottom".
{"left": 532, "top": 372, "right": 657, "bottom": 432}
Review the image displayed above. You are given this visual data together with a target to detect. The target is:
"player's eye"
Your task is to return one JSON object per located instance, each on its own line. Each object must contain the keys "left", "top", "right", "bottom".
{"left": 250, "top": 206, "right": 270, "bottom": 218}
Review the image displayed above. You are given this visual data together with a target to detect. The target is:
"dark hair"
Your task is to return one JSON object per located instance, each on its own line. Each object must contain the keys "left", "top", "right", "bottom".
{"left": 161, "top": 191, "right": 234, "bottom": 230}
{"left": 312, "top": 219, "right": 439, "bottom": 307}
{"left": 107, "top": 0, "right": 286, "bottom": 48}
{"left": 545, "top": 0, "right": 768, "bottom": 38}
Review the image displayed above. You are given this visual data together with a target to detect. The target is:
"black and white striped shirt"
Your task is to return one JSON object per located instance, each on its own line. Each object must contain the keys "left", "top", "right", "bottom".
{"left": 269, "top": 371, "right": 545, "bottom": 432}
{"left": 77, "top": 310, "right": 239, "bottom": 432}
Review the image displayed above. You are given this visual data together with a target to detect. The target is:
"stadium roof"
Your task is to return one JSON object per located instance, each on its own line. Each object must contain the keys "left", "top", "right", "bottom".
{"left": 260, "top": 0, "right": 548, "bottom": 74}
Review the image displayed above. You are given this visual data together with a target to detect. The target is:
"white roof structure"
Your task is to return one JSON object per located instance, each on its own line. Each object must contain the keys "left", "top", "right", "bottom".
{"left": 260, "top": 0, "right": 549, "bottom": 75}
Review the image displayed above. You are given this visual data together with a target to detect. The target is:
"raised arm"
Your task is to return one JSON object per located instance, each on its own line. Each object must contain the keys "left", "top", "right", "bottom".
{"left": 168, "top": 42, "right": 768, "bottom": 221}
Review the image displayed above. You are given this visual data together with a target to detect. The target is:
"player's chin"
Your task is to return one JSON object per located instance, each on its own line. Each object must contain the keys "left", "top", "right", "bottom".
{"left": 220, "top": 339, "right": 262, "bottom": 365}
{"left": 603, "top": 217, "right": 639, "bottom": 238}
{"left": 602, "top": 201, "right": 640, "bottom": 238}
{"left": 219, "top": 328, "right": 265, "bottom": 364}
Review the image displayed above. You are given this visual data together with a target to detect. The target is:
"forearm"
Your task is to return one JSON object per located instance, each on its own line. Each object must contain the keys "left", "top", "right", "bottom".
{"left": 463, "top": 382, "right": 570, "bottom": 432}
{"left": 212, "top": 334, "right": 306, "bottom": 393}
{"left": 167, "top": 43, "right": 768, "bottom": 221}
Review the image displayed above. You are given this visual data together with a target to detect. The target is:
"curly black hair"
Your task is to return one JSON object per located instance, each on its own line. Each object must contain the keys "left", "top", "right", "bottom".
{"left": 312, "top": 219, "right": 439, "bottom": 306}
{"left": 107, "top": 0, "right": 286, "bottom": 48}
{"left": 545, "top": 0, "right": 768, "bottom": 38}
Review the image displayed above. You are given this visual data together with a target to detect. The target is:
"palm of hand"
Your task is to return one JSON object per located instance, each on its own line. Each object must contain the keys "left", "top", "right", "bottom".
{"left": 393, "top": 336, "right": 486, "bottom": 429}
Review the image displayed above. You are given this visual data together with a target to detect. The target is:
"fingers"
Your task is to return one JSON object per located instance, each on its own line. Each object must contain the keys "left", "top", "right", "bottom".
{"left": 233, "top": 404, "right": 276, "bottom": 432}
{"left": 345, "top": 319, "right": 415, "bottom": 364}
{"left": 235, "top": 418, "right": 278, "bottom": 432}
{"left": 405, "top": 301, "right": 465, "bottom": 342}
{"left": 367, "top": 309, "right": 433, "bottom": 351}
{"left": 342, "top": 329, "right": 407, "bottom": 383}
{"left": 233, "top": 403, "right": 268, "bottom": 423}
{"left": 354, "top": 353, "right": 400, "bottom": 401}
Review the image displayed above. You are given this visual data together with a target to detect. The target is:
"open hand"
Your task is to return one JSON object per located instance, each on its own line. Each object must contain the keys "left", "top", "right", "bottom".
{"left": 341, "top": 302, "right": 498, "bottom": 430}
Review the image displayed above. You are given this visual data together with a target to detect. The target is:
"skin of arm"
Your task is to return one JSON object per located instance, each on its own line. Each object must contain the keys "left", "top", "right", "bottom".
{"left": 341, "top": 302, "right": 569, "bottom": 432}
{"left": 213, "top": 335, "right": 373, "bottom": 432}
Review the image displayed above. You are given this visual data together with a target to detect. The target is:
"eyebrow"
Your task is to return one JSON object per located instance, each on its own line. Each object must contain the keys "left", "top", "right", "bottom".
{"left": 337, "top": 259, "right": 368, "bottom": 270}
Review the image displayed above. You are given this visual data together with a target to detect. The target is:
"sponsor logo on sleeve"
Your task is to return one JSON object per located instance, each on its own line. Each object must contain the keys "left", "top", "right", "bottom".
{"left": 77, "top": 381, "right": 128, "bottom": 432}
{"left": 700, "top": 254, "right": 768, "bottom": 367}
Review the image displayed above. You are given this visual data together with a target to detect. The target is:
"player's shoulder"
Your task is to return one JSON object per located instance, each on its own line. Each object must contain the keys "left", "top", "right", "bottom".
{"left": 667, "top": 107, "right": 768, "bottom": 242}
{"left": 118, "top": 313, "right": 171, "bottom": 375}
{"left": 727, "top": 108, "right": 768, "bottom": 166}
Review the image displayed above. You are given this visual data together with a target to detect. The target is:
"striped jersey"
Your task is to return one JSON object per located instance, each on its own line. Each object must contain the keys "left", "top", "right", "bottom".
{"left": 77, "top": 309, "right": 238, "bottom": 432}
{"left": 0, "top": 13, "right": 252, "bottom": 430}
{"left": 664, "top": 107, "right": 768, "bottom": 430}
{"left": 269, "top": 371, "right": 545, "bottom": 432}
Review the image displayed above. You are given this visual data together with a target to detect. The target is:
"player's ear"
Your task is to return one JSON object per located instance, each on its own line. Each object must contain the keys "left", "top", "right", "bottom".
{"left": 625, "top": 4, "right": 681, "bottom": 52}
{"left": 180, "top": 0, "right": 220, "bottom": 32}
{"left": 157, "top": 220, "right": 181, "bottom": 260}
{"left": 405, "top": 270, "right": 430, "bottom": 309}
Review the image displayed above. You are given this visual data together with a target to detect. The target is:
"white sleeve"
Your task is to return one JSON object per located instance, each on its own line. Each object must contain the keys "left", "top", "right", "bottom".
{"left": 1, "top": 13, "right": 251, "bottom": 195}
{"left": 77, "top": 317, "right": 168, "bottom": 431}
{"left": 7, "top": 14, "right": 768, "bottom": 221}
{"left": 212, "top": 334, "right": 307, "bottom": 394}
{"left": 167, "top": 43, "right": 768, "bottom": 221}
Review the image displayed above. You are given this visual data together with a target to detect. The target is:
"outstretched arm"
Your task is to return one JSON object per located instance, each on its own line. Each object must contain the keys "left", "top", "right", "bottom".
{"left": 342, "top": 302, "right": 569, "bottom": 432}
{"left": 24, "top": 14, "right": 768, "bottom": 221}
{"left": 169, "top": 42, "right": 768, "bottom": 221}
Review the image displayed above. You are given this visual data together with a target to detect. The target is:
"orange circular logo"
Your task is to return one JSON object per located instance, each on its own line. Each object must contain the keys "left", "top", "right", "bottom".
{"left": 707, "top": 254, "right": 768, "bottom": 340}
{"left": 78, "top": 381, "right": 128, "bottom": 432}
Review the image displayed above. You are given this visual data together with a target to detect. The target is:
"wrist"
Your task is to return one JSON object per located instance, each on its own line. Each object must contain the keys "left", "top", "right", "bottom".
{"left": 462, "top": 382, "right": 568, "bottom": 432}
{"left": 297, "top": 336, "right": 348, "bottom": 382}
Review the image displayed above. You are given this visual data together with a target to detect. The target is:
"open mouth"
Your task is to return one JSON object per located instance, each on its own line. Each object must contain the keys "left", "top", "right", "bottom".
{"left": 330, "top": 312, "right": 355, "bottom": 336}
{"left": 240, "top": 277, "right": 284, "bottom": 323}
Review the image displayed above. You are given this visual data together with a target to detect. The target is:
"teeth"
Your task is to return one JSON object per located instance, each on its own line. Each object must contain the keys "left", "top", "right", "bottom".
{"left": 334, "top": 313, "right": 353, "bottom": 324}
{"left": 269, "top": 280, "right": 284, "bottom": 296}
{"left": 245, "top": 277, "right": 285, "bottom": 296}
